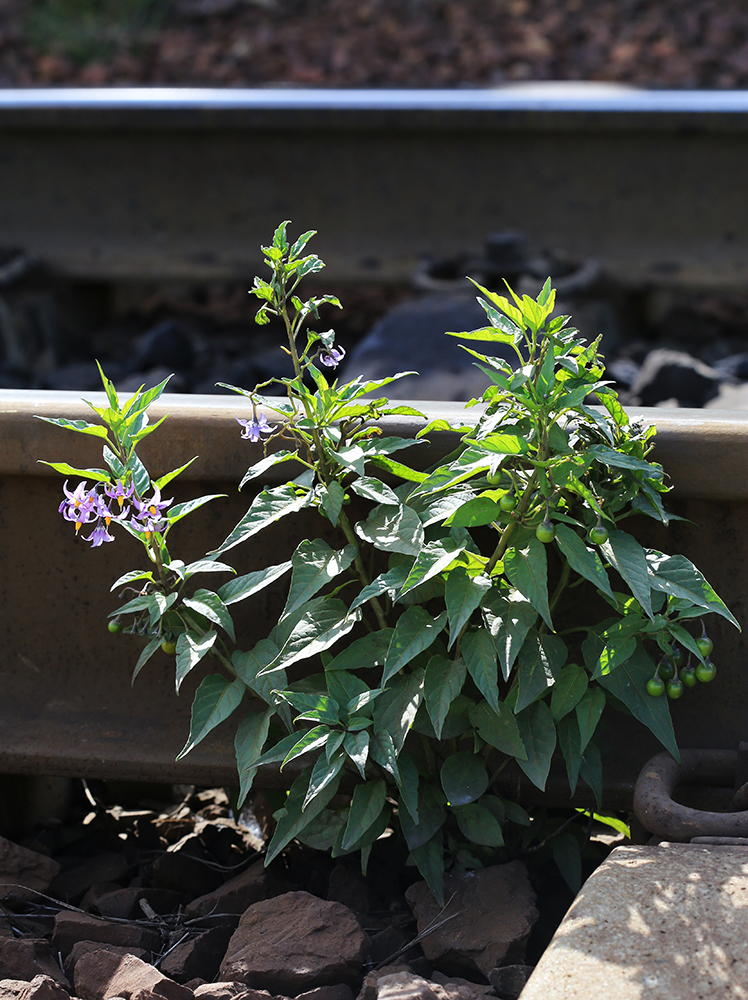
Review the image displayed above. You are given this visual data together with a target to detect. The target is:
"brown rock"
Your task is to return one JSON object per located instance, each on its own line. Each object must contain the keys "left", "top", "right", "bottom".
{"left": 152, "top": 851, "right": 221, "bottom": 899}
{"left": 0, "top": 939, "right": 70, "bottom": 988}
{"left": 487, "top": 966, "right": 533, "bottom": 1000}
{"left": 192, "top": 984, "right": 267, "bottom": 1000}
{"left": 0, "top": 837, "right": 60, "bottom": 900}
{"left": 404, "top": 863, "right": 538, "bottom": 978}
{"left": 159, "top": 926, "right": 234, "bottom": 984}
{"left": 94, "top": 888, "right": 184, "bottom": 921}
{"left": 18, "top": 976, "right": 71, "bottom": 1000}
{"left": 0, "top": 980, "right": 28, "bottom": 1000}
{"left": 184, "top": 861, "right": 279, "bottom": 919}
{"left": 295, "top": 986, "right": 354, "bottom": 1000}
{"left": 219, "top": 891, "right": 369, "bottom": 993}
{"left": 80, "top": 885, "right": 126, "bottom": 914}
{"left": 362, "top": 974, "right": 493, "bottom": 1000}
{"left": 53, "top": 913, "right": 161, "bottom": 959}
{"left": 74, "top": 951, "right": 193, "bottom": 1000}
{"left": 63, "top": 942, "right": 148, "bottom": 983}
{"left": 50, "top": 854, "right": 135, "bottom": 904}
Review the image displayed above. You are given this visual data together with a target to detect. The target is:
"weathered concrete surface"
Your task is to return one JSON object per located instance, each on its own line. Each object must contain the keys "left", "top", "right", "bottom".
{"left": 521, "top": 843, "right": 748, "bottom": 999}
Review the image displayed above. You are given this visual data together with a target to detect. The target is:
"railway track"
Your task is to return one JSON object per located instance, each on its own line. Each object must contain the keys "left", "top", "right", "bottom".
{"left": 0, "top": 84, "right": 747, "bottom": 287}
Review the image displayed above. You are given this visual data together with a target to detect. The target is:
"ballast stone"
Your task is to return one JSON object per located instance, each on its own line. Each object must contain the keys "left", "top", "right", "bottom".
{"left": 404, "top": 862, "right": 538, "bottom": 978}
{"left": 219, "top": 890, "right": 369, "bottom": 994}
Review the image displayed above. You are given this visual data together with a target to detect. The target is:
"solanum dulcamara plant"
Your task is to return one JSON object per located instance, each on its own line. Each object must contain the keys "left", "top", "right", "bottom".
{"left": 41, "top": 223, "right": 739, "bottom": 904}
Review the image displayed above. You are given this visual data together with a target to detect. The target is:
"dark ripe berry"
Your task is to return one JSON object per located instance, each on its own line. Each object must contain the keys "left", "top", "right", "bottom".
{"left": 658, "top": 661, "right": 675, "bottom": 681}
{"left": 589, "top": 525, "right": 609, "bottom": 545}
{"left": 696, "top": 660, "right": 717, "bottom": 683}
{"left": 161, "top": 639, "right": 177, "bottom": 655}
{"left": 646, "top": 676, "right": 666, "bottom": 698}
{"left": 680, "top": 666, "right": 697, "bottom": 688}
{"left": 108, "top": 620, "right": 124, "bottom": 634}
{"left": 536, "top": 520, "right": 555, "bottom": 544}
{"left": 671, "top": 646, "right": 685, "bottom": 668}
{"left": 696, "top": 636, "right": 714, "bottom": 658}
{"left": 666, "top": 677, "right": 684, "bottom": 700}
{"left": 500, "top": 493, "right": 518, "bottom": 512}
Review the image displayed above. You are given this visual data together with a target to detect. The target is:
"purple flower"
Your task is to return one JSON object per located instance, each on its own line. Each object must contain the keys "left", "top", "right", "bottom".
{"left": 104, "top": 479, "right": 135, "bottom": 509}
{"left": 83, "top": 522, "right": 115, "bottom": 547}
{"left": 59, "top": 480, "right": 97, "bottom": 533}
{"left": 131, "top": 485, "right": 172, "bottom": 538}
{"left": 237, "top": 413, "right": 272, "bottom": 443}
{"left": 319, "top": 346, "right": 346, "bottom": 368}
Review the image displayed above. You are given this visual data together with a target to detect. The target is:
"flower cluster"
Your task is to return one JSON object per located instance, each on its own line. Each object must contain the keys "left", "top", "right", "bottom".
{"left": 59, "top": 480, "right": 171, "bottom": 545}
{"left": 236, "top": 413, "right": 272, "bottom": 443}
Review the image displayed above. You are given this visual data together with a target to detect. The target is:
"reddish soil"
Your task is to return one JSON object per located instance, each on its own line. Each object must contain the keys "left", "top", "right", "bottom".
{"left": 0, "top": 0, "right": 747, "bottom": 90}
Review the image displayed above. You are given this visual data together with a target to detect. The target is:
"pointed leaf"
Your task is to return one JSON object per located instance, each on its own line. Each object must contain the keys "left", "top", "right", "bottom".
{"left": 469, "top": 701, "right": 527, "bottom": 759}
{"left": 580, "top": 741, "right": 603, "bottom": 809}
{"left": 601, "top": 530, "right": 653, "bottom": 619}
{"left": 217, "top": 560, "right": 292, "bottom": 606}
{"left": 374, "top": 668, "right": 425, "bottom": 753}
{"left": 235, "top": 708, "right": 272, "bottom": 807}
{"left": 424, "top": 654, "right": 466, "bottom": 739}
{"left": 515, "top": 631, "right": 566, "bottom": 713}
{"left": 645, "top": 551, "right": 739, "bottom": 628}
{"left": 383, "top": 607, "right": 448, "bottom": 684}
{"left": 38, "top": 461, "right": 110, "bottom": 482}
{"left": 355, "top": 503, "right": 425, "bottom": 557}
{"left": 283, "top": 540, "right": 357, "bottom": 618}
{"left": 131, "top": 636, "right": 162, "bottom": 684}
{"left": 410, "top": 833, "right": 445, "bottom": 907}
{"left": 557, "top": 713, "right": 582, "bottom": 795}
{"left": 326, "top": 630, "right": 393, "bottom": 672}
{"left": 575, "top": 686, "right": 606, "bottom": 753}
{"left": 350, "top": 564, "right": 410, "bottom": 613}
{"left": 399, "top": 784, "right": 446, "bottom": 850}
{"left": 183, "top": 590, "right": 235, "bottom": 642}
{"left": 483, "top": 593, "right": 537, "bottom": 680}
{"left": 551, "top": 663, "right": 589, "bottom": 721}
{"left": 401, "top": 540, "right": 465, "bottom": 597}
{"left": 175, "top": 630, "right": 218, "bottom": 693}
{"left": 441, "top": 752, "right": 488, "bottom": 806}
{"left": 350, "top": 477, "right": 399, "bottom": 505}
{"left": 265, "top": 598, "right": 360, "bottom": 674}
{"left": 280, "top": 726, "right": 332, "bottom": 770}
{"left": 515, "top": 702, "right": 557, "bottom": 791}
{"left": 177, "top": 674, "right": 245, "bottom": 758}
{"left": 303, "top": 750, "right": 346, "bottom": 809}
{"left": 445, "top": 570, "right": 492, "bottom": 650}
{"left": 266, "top": 767, "right": 341, "bottom": 864}
{"left": 239, "top": 450, "right": 299, "bottom": 490}
{"left": 452, "top": 803, "right": 504, "bottom": 847}
{"left": 343, "top": 730, "right": 370, "bottom": 778}
{"left": 35, "top": 415, "right": 109, "bottom": 439}
{"left": 342, "top": 780, "right": 387, "bottom": 850}
{"left": 555, "top": 524, "right": 614, "bottom": 599}
{"left": 462, "top": 628, "right": 499, "bottom": 713}
{"left": 319, "top": 481, "right": 345, "bottom": 526}
{"left": 503, "top": 539, "right": 552, "bottom": 629}
{"left": 212, "top": 485, "right": 310, "bottom": 555}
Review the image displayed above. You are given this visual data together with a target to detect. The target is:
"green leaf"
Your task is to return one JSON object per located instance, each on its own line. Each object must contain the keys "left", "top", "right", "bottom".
{"left": 177, "top": 674, "right": 245, "bottom": 758}
{"left": 478, "top": 432, "right": 531, "bottom": 456}
{"left": 555, "top": 524, "right": 614, "bottom": 599}
{"left": 452, "top": 802, "right": 505, "bottom": 847}
{"left": 350, "top": 565, "right": 410, "bottom": 613}
{"left": 38, "top": 461, "right": 110, "bottom": 482}
{"left": 111, "top": 569, "right": 154, "bottom": 592}
{"left": 441, "top": 752, "right": 488, "bottom": 806}
{"left": 395, "top": 750, "right": 418, "bottom": 819}
{"left": 645, "top": 551, "right": 739, "bottom": 628}
{"left": 367, "top": 456, "right": 428, "bottom": 483}
{"left": 516, "top": 702, "right": 557, "bottom": 790}
{"left": 557, "top": 714, "right": 582, "bottom": 795}
{"left": 235, "top": 708, "right": 272, "bottom": 807}
{"left": 283, "top": 540, "right": 356, "bottom": 618}
{"left": 318, "top": 481, "right": 345, "bottom": 526}
{"left": 355, "top": 503, "right": 424, "bottom": 556}
{"left": 212, "top": 485, "right": 311, "bottom": 555}
{"left": 446, "top": 325, "right": 517, "bottom": 344}
{"left": 483, "top": 593, "right": 538, "bottom": 680}
{"left": 297, "top": 810, "right": 346, "bottom": 852}
{"left": 462, "top": 629, "right": 499, "bottom": 713}
{"left": 342, "top": 781, "right": 387, "bottom": 850}
{"left": 383, "top": 607, "right": 448, "bottom": 684}
{"left": 575, "top": 686, "right": 606, "bottom": 753}
{"left": 580, "top": 741, "right": 603, "bottom": 808}
{"left": 410, "top": 833, "right": 445, "bottom": 908}
{"left": 167, "top": 494, "right": 226, "bottom": 526}
{"left": 35, "top": 415, "right": 110, "bottom": 439}
{"left": 593, "top": 635, "right": 637, "bottom": 680}
{"left": 175, "top": 630, "right": 218, "bottom": 693}
{"left": 503, "top": 538, "right": 552, "bottom": 630}
{"left": 446, "top": 497, "right": 501, "bottom": 528}
{"left": 265, "top": 598, "right": 360, "bottom": 675}
{"left": 469, "top": 701, "right": 527, "bottom": 759}
{"left": 374, "top": 668, "right": 425, "bottom": 753}
{"left": 400, "top": 784, "right": 446, "bottom": 850}
{"left": 279, "top": 726, "right": 332, "bottom": 771}
{"left": 343, "top": 730, "right": 370, "bottom": 778}
{"left": 182, "top": 559, "right": 235, "bottom": 580}
{"left": 553, "top": 832, "right": 582, "bottom": 894}
{"left": 598, "top": 643, "right": 679, "bottom": 760}
{"left": 131, "top": 636, "right": 162, "bottom": 684}
{"left": 239, "top": 450, "right": 299, "bottom": 490}
{"left": 589, "top": 444, "right": 663, "bottom": 479}
{"left": 370, "top": 729, "right": 401, "bottom": 782}
{"left": 445, "top": 570, "right": 491, "bottom": 650}
{"left": 601, "top": 530, "right": 653, "bottom": 619}
{"left": 217, "top": 560, "right": 292, "bottom": 606}
{"left": 326, "top": 630, "right": 393, "bottom": 672}
{"left": 551, "top": 663, "right": 589, "bottom": 721}
{"left": 154, "top": 457, "right": 199, "bottom": 491}
{"left": 303, "top": 750, "right": 346, "bottom": 809}
{"left": 351, "top": 477, "right": 400, "bottom": 505}
{"left": 596, "top": 388, "right": 629, "bottom": 428}
{"left": 424, "top": 654, "right": 466, "bottom": 739}
{"left": 515, "top": 631, "right": 566, "bottom": 713}
{"left": 183, "top": 590, "right": 235, "bottom": 642}
{"left": 266, "top": 767, "right": 342, "bottom": 864}
{"left": 401, "top": 540, "right": 465, "bottom": 597}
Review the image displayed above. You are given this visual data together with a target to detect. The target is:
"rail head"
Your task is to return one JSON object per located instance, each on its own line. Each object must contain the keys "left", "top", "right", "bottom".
{"left": 2, "top": 85, "right": 748, "bottom": 132}
{"left": 4, "top": 389, "right": 748, "bottom": 500}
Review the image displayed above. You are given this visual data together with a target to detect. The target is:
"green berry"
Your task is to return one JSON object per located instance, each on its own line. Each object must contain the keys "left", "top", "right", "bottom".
{"left": 500, "top": 493, "right": 518, "bottom": 512}
{"left": 696, "top": 660, "right": 717, "bottom": 683}
{"left": 536, "top": 520, "right": 555, "bottom": 544}
{"left": 588, "top": 525, "right": 609, "bottom": 545}
{"left": 161, "top": 639, "right": 177, "bottom": 655}
{"left": 486, "top": 471, "right": 503, "bottom": 486}
{"left": 646, "top": 676, "right": 666, "bottom": 698}
{"left": 696, "top": 636, "right": 713, "bottom": 658}
{"left": 680, "top": 666, "right": 697, "bottom": 688}
{"left": 108, "top": 620, "right": 124, "bottom": 634}
{"left": 666, "top": 677, "right": 684, "bottom": 700}
{"left": 659, "top": 661, "right": 675, "bottom": 681}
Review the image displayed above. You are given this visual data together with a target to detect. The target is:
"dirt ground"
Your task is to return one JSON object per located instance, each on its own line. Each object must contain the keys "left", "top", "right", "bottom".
{"left": 0, "top": 0, "right": 747, "bottom": 89}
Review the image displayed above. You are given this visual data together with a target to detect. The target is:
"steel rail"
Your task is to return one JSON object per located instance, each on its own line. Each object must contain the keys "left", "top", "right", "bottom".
{"left": 1, "top": 393, "right": 748, "bottom": 801}
{"left": 0, "top": 85, "right": 747, "bottom": 285}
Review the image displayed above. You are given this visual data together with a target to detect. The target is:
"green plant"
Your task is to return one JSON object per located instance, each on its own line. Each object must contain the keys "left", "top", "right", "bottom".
{"left": 41, "top": 223, "right": 739, "bottom": 905}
